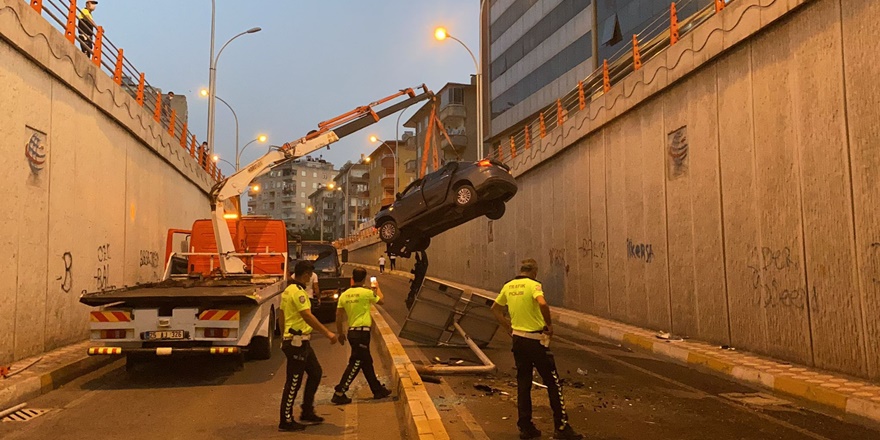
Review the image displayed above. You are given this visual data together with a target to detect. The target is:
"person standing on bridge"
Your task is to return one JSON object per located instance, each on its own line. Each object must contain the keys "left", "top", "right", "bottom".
{"left": 76, "top": 1, "right": 98, "bottom": 57}
{"left": 491, "top": 259, "right": 583, "bottom": 440}
{"left": 278, "top": 260, "right": 338, "bottom": 432}
{"left": 331, "top": 268, "right": 392, "bottom": 404}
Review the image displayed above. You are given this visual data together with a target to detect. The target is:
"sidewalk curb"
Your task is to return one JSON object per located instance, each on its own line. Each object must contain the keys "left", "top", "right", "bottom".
{"left": 0, "top": 346, "right": 113, "bottom": 412}
{"left": 550, "top": 309, "right": 880, "bottom": 423}
{"left": 350, "top": 263, "right": 880, "bottom": 425}
{"left": 371, "top": 309, "right": 450, "bottom": 440}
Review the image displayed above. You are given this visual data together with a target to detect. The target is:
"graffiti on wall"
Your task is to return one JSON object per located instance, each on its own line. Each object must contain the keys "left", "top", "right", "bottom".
{"left": 747, "top": 246, "right": 817, "bottom": 310}
{"left": 25, "top": 127, "right": 48, "bottom": 176}
{"left": 94, "top": 243, "right": 115, "bottom": 291}
{"left": 667, "top": 126, "right": 688, "bottom": 180}
{"left": 139, "top": 250, "right": 160, "bottom": 268}
{"left": 56, "top": 252, "right": 73, "bottom": 293}
{"left": 578, "top": 239, "right": 606, "bottom": 269}
{"left": 627, "top": 239, "right": 654, "bottom": 263}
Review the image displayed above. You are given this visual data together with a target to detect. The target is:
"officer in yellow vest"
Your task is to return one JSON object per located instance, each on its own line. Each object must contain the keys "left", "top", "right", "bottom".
{"left": 331, "top": 268, "right": 392, "bottom": 404}
{"left": 492, "top": 259, "right": 583, "bottom": 440}
{"left": 278, "top": 261, "right": 338, "bottom": 432}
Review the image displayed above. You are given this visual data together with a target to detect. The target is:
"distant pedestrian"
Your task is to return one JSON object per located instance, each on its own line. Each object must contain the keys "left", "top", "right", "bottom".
{"left": 162, "top": 91, "right": 176, "bottom": 127}
{"left": 306, "top": 271, "right": 319, "bottom": 300}
{"left": 378, "top": 256, "right": 386, "bottom": 274}
{"left": 491, "top": 259, "right": 583, "bottom": 440}
{"left": 389, "top": 253, "right": 396, "bottom": 271}
{"left": 331, "top": 268, "right": 391, "bottom": 404}
{"left": 76, "top": 1, "right": 98, "bottom": 57}
{"left": 278, "top": 260, "right": 338, "bottom": 432}
{"left": 199, "top": 141, "right": 209, "bottom": 167}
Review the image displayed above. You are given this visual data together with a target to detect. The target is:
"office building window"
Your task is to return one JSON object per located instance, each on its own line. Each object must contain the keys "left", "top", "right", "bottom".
{"left": 312, "top": 182, "right": 317, "bottom": 189}
{"left": 301, "top": 192, "right": 306, "bottom": 198}
{"left": 301, "top": 171, "right": 306, "bottom": 177}
{"left": 301, "top": 181, "right": 306, "bottom": 187}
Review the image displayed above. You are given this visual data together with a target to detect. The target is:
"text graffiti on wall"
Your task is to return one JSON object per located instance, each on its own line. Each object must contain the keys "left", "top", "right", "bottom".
{"left": 57, "top": 252, "right": 73, "bottom": 293}
{"left": 578, "top": 239, "right": 606, "bottom": 268}
{"left": 140, "top": 250, "right": 160, "bottom": 268}
{"left": 626, "top": 239, "right": 654, "bottom": 263}
{"left": 746, "top": 246, "right": 816, "bottom": 310}
{"left": 94, "top": 244, "right": 115, "bottom": 291}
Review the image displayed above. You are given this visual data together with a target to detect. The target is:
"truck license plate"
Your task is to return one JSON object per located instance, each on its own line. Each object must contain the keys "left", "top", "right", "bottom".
{"left": 144, "top": 330, "right": 186, "bottom": 340}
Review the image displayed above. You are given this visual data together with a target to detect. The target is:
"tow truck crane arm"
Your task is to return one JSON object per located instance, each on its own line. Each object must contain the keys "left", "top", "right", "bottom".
{"left": 210, "top": 85, "right": 433, "bottom": 275}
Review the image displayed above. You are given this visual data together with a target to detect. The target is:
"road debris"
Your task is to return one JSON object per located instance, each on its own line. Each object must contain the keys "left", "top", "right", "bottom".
{"left": 576, "top": 368, "right": 589, "bottom": 376}
{"left": 655, "top": 331, "right": 683, "bottom": 342}
{"left": 422, "top": 375, "right": 442, "bottom": 384}
{"left": 473, "top": 383, "right": 509, "bottom": 396}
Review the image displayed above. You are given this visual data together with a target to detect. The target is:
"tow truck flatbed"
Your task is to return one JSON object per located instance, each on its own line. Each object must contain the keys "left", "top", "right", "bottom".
{"left": 79, "top": 279, "right": 284, "bottom": 308}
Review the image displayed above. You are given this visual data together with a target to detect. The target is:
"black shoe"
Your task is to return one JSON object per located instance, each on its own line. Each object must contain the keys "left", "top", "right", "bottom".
{"left": 278, "top": 421, "right": 306, "bottom": 432}
{"left": 519, "top": 424, "right": 542, "bottom": 439}
{"left": 299, "top": 407, "right": 324, "bottom": 425}
{"left": 373, "top": 386, "right": 392, "bottom": 399}
{"left": 552, "top": 425, "right": 584, "bottom": 440}
{"left": 331, "top": 393, "right": 352, "bottom": 405}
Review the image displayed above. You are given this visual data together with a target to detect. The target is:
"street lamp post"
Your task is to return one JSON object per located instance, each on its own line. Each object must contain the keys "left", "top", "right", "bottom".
{"left": 206, "top": 25, "right": 261, "bottom": 155}
{"left": 435, "top": 25, "right": 484, "bottom": 159}
{"left": 369, "top": 136, "right": 398, "bottom": 200}
{"left": 237, "top": 135, "right": 268, "bottom": 170}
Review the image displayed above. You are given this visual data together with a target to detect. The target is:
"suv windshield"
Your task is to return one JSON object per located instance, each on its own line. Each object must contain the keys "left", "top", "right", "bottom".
{"left": 300, "top": 244, "right": 339, "bottom": 274}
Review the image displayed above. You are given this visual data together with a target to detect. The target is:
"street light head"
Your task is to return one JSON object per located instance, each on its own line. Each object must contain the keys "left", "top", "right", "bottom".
{"left": 251, "top": 184, "right": 260, "bottom": 192}
{"left": 369, "top": 135, "right": 380, "bottom": 143}
{"left": 200, "top": 88, "right": 209, "bottom": 97}
{"left": 306, "top": 207, "right": 314, "bottom": 214}
{"left": 247, "top": 27, "right": 262, "bottom": 34}
{"left": 212, "top": 154, "right": 219, "bottom": 162}
{"left": 364, "top": 157, "right": 371, "bottom": 164}
{"left": 258, "top": 135, "right": 268, "bottom": 143}
{"left": 328, "top": 183, "right": 336, "bottom": 190}
{"left": 434, "top": 27, "right": 448, "bottom": 41}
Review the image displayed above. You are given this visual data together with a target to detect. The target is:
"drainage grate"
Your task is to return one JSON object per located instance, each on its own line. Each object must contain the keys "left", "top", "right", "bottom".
{"left": 2, "top": 408, "right": 51, "bottom": 422}
{"left": 720, "top": 392, "right": 792, "bottom": 407}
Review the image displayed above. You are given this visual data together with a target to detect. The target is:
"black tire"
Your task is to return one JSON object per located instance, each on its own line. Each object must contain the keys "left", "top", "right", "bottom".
{"left": 454, "top": 184, "right": 477, "bottom": 207}
{"left": 378, "top": 220, "right": 399, "bottom": 243}
{"left": 409, "top": 236, "right": 431, "bottom": 252}
{"left": 486, "top": 201, "right": 506, "bottom": 220}
{"left": 248, "top": 312, "right": 274, "bottom": 360}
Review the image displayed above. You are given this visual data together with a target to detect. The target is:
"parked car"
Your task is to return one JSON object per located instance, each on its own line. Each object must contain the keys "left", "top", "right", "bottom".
{"left": 288, "top": 240, "right": 348, "bottom": 323}
{"left": 374, "top": 159, "right": 518, "bottom": 252}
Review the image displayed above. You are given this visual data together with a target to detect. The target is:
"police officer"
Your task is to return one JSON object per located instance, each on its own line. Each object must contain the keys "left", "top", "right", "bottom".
{"left": 278, "top": 260, "right": 338, "bottom": 432}
{"left": 331, "top": 268, "right": 392, "bottom": 404}
{"left": 491, "top": 259, "right": 584, "bottom": 440}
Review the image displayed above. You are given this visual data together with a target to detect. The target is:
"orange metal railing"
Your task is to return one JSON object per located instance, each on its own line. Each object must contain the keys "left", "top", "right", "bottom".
{"left": 489, "top": 0, "right": 731, "bottom": 167}
{"left": 26, "top": 0, "right": 224, "bottom": 181}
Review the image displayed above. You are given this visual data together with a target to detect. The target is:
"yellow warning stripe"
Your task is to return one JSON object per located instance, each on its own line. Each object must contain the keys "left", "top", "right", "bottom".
{"left": 198, "top": 310, "right": 240, "bottom": 321}
{"left": 209, "top": 347, "right": 239, "bottom": 355}
{"left": 89, "top": 311, "right": 132, "bottom": 323}
{"left": 88, "top": 347, "right": 122, "bottom": 355}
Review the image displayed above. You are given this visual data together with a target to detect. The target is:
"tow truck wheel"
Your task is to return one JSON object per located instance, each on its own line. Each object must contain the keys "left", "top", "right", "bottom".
{"left": 378, "top": 220, "right": 399, "bottom": 243}
{"left": 248, "top": 314, "right": 274, "bottom": 361}
{"left": 454, "top": 184, "right": 477, "bottom": 207}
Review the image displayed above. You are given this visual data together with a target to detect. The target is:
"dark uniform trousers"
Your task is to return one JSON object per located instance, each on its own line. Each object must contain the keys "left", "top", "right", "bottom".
{"left": 279, "top": 340, "right": 322, "bottom": 424}
{"left": 335, "top": 329, "right": 383, "bottom": 394}
{"left": 512, "top": 335, "right": 569, "bottom": 430}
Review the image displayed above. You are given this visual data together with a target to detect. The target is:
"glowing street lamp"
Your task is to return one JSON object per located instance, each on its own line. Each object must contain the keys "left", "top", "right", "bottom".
{"left": 434, "top": 25, "right": 484, "bottom": 159}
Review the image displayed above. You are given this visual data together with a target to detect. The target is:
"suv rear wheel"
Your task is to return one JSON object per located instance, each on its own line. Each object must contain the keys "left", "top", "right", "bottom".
{"left": 454, "top": 184, "right": 477, "bottom": 207}
{"left": 486, "top": 201, "right": 506, "bottom": 220}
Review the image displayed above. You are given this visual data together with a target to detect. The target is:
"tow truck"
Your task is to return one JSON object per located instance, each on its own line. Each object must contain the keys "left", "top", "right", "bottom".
{"left": 79, "top": 86, "right": 434, "bottom": 367}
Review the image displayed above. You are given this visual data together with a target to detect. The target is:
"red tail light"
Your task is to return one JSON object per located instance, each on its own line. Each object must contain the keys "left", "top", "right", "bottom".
{"left": 204, "top": 328, "right": 231, "bottom": 338}
{"left": 100, "top": 329, "right": 127, "bottom": 339}
{"left": 478, "top": 159, "right": 492, "bottom": 167}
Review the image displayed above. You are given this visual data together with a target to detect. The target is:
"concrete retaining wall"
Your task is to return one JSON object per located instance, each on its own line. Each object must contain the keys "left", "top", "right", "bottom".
{"left": 349, "top": 0, "right": 880, "bottom": 381}
{"left": 0, "top": 0, "right": 213, "bottom": 364}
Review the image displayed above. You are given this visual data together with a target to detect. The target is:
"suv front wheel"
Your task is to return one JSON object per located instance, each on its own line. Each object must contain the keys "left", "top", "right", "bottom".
{"left": 378, "top": 220, "right": 400, "bottom": 243}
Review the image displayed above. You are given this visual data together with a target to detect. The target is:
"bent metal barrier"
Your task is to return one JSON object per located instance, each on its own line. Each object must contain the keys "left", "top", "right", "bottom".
{"left": 25, "top": 0, "right": 223, "bottom": 181}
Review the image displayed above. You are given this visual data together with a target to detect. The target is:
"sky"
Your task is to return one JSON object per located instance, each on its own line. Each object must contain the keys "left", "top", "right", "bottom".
{"left": 95, "top": 0, "right": 480, "bottom": 174}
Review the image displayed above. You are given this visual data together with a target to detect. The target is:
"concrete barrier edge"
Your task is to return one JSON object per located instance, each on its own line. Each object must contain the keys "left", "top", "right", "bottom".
{"left": 0, "top": 354, "right": 113, "bottom": 412}
{"left": 371, "top": 308, "right": 450, "bottom": 440}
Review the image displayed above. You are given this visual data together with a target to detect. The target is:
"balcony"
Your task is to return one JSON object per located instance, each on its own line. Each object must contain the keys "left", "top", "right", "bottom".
{"left": 380, "top": 154, "right": 395, "bottom": 168}
{"left": 439, "top": 103, "right": 467, "bottom": 121}
{"left": 440, "top": 134, "right": 469, "bottom": 157}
